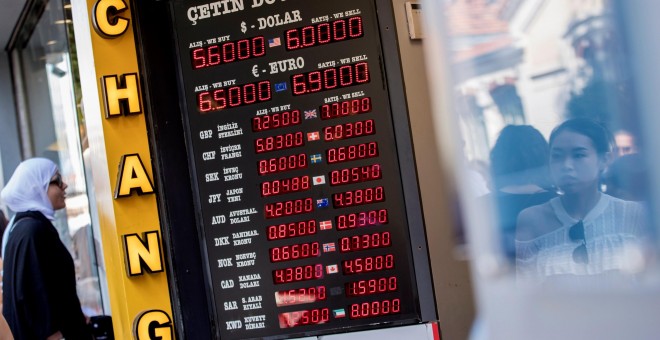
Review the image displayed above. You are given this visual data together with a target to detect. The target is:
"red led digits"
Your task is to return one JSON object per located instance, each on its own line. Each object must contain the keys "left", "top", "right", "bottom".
{"left": 330, "top": 164, "right": 382, "bottom": 186}
{"left": 342, "top": 254, "right": 395, "bottom": 275}
{"left": 336, "top": 209, "right": 388, "bottom": 230}
{"left": 275, "top": 286, "right": 327, "bottom": 307}
{"left": 332, "top": 186, "right": 385, "bottom": 208}
{"left": 265, "top": 198, "right": 314, "bottom": 219}
{"left": 339, "top": 231, "right": 392, "bottom": 252}
{"left": 198, "top": 80, "right": 271, "bottom": 112}
{"left": 291, "top": 62, "right": 370, "bottom": 96}
{"left": 258, "top": 153, "right": 307, "bottom": 175}
{"left": 345, "top": 277, "right": 398, "bottom": 297}
{"left": 321, "top": 97, "right": 372, "bottom": 120}
{"left": 191, "top": 36, "right": 266, "bottom": 69}
{"left": 270, "top": 242, "right": 320, "bottom": 263}
{"left": 273, "top": 263, "right": 324, "bottom": 284}
{"left": 261, "top": 175, "right": 311, "bottom": 197}
{"left": 267, "top": 220, "right": 317, "bottom": 240}
{"left": 349, "top": 299, "right": 400, "bottom": 319}
{"left": 326, "top": 142, "right": 378, "bottom": 164}
{"left": 254, "top": 132, "right": 305, "bottom": 153}
{"left": 286, "top": 16, "right": 363, "bottom": 51}
{"left": 278, "top": 308, "right": 330, "bottom": 328}
{"left": 324, "top": 119, "right": 375, "bottom": 141}
{"left": 252, "top": 110, "right": 301, "bottom": 132}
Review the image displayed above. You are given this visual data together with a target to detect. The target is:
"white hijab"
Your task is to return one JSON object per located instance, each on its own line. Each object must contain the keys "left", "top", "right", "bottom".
{"left": 1, "top": 158, "right": 58, "bottom": 220}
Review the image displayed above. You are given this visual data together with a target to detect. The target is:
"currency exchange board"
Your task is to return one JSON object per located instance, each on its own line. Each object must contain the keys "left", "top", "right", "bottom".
{"left": 170, "top": 0, "right": 434, "bottom": 338}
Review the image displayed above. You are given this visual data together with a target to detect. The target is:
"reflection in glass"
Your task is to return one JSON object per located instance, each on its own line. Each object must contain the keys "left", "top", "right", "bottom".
{"left": 443, "top": 0, "right": 655, "bottom": 282}
{"left": 481, "top": 125, "right": 556, "bottom": 262}
{"left": 516, "top": 119, "right": 649, "bottom": 283}
{"left": 18, "top": 0, "right": 104, "bottom": 315}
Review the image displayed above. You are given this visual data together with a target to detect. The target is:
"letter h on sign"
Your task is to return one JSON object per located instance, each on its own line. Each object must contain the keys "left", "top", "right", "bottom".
{"left": 102, "top": 73, "right": 142, "bottom": 118}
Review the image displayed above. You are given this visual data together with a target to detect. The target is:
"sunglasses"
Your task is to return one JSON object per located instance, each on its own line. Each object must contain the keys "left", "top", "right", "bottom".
{"left": 568, "top": 220, "right": 589, "bottom": 264}
{"left": 49, "top": 174, "right": 64, "bottom": 189}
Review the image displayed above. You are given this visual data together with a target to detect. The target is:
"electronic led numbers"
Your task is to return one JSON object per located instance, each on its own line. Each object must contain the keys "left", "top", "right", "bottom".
{"left": 291, "top": 62, "right": 370, "bottom": 96}
{"left": 279, "top": 308, "right": 330, "bottom": 328}
{"left": 197, "top": 80, "right": 271, "bottom": 112}
{"left": 345, "top": 277, "right": 398, "bottom": 297}
{"left": 172, "top": 0, "right": 431, "bottom": 338}
{"left": 326, "top": 142, "right": 379, "bottom": 164}
{"left": 275, "top": 286, "right": 327, "bottom": 306}
{"left": 192, "top": 36, "right": 266, "bottom": 69}
{"left": 267, "top": 220, "right": 317, "bottom": 240}
{"left": 321, "top": 97, "right": 372, "bottom": 120}
{"left": 336, "top": 209, "right": 389, "bottom": 230}
{"left": 273, "top": 264, "right": 324, "bottom": 284}
{"left": 285, "top": 16, "right": 364, "bottom": 51}
{"left": 330, "top": 164, "right": 382, "bottom": 186}
{"left": 252, "top": 110, "right": 301, "bottom": 131}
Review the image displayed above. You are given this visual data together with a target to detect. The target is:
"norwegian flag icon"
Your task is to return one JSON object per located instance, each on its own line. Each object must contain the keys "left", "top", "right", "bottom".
{"left": 323, "top": 242, "right": 336, "bottom": 252}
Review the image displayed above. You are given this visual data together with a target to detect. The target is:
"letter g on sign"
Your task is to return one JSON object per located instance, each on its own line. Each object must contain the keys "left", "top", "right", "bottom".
{"left": 134, "top": 310, "right": 173, "bottom": 340}
{"left": 93, "top": 0, "right": 130, "bottom": 38}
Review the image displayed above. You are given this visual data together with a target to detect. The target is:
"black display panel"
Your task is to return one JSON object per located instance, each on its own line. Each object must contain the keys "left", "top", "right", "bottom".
{"left": 170, "top": 0, "right": 431, "bottom": 338}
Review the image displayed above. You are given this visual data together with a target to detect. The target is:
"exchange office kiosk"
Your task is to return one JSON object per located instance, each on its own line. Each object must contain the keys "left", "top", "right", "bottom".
{"left": 82, "top": 0, "right": 436, "bottom": 338}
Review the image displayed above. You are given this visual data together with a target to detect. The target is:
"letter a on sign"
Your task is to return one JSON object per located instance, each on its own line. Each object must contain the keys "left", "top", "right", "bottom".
{"left": 115, "top": 154, "right": 155, "bottom": 198}
{"left": 102, "top": 73, "right": 142, "bottom": 118}
{"left": 124, "top": 231, "right": 164, "bottom": 276}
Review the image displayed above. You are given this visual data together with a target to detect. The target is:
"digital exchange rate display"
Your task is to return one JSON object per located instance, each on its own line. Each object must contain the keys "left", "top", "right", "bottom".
{"left": 172, "top": 0, "right": 427, "bottom": 338}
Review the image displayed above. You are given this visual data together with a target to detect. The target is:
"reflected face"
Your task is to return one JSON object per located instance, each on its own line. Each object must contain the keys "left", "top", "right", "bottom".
{"left": 550, "top": 131, "right": 604, "bottom": 194}
{"left": 615, "top": 132, "right": 636, "bottom": 156}
{"left": 47, "top": 173, "right": 68, "bottom": 210}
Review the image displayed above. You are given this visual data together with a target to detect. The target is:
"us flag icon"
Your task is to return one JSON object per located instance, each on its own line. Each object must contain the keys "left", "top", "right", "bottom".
{"left": 313, "top": 175, "right": 326, "bottom": 185}
{"left": 319, "top": 220, "right": 333, "bottom": 230}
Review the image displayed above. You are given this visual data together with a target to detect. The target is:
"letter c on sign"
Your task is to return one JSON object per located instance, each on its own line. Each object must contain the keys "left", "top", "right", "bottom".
{"left": 92, "top": 0, "right": 130, "bottom": 38}
{"left": 134, "top": 310, "right": 173, "bottom": 340}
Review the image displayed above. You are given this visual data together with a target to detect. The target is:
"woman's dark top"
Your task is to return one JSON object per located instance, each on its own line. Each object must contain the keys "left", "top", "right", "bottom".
{"left": 2, "top": 211, "right": 91, "bottom": 339}
{"left": 481, "top": 190, "right": 557, "bottom": 261}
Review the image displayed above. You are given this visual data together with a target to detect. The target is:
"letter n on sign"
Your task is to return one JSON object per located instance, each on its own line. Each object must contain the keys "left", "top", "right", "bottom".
{"left": 124, "top": 231, "right": 164, "bottom": 276}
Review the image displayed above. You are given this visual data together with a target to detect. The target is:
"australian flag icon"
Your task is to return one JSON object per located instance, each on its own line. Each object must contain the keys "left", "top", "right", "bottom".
{"left": 316, "top": 198, "right": 329, "bottom": 208}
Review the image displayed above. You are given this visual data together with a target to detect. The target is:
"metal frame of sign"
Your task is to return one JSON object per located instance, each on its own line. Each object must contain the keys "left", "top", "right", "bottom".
{"left": 132, "top": 0, "right": 436, "bottom": 339}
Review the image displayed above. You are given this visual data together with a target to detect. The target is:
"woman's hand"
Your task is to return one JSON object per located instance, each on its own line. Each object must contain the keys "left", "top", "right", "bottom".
{"left": 46, "top": 331, "right": 63, "bottom": 340}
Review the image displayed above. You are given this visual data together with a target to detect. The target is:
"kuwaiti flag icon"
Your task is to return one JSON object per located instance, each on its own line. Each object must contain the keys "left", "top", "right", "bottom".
{"left": 333, "top": 309, "right": 346, "bottom": 318}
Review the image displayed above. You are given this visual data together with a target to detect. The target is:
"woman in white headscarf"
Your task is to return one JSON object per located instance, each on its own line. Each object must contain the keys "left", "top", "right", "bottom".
{"left": 1, "top": 158, "right": 91, "bottom": 340}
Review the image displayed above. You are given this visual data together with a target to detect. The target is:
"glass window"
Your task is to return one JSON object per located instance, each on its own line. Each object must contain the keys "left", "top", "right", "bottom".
{"left": 442, "top": 0, "right": 656, "bottom": 285}
{"left": 15, "top": 0, "right": 105, "bottom": 315}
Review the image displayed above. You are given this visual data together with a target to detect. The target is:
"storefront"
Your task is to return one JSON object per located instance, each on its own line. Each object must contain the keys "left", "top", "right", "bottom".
{"left": 4, "top": 1, "right": 658, "bottom": 339}
{"left": 0, "top": 0, "right": 470, "bottom": 339}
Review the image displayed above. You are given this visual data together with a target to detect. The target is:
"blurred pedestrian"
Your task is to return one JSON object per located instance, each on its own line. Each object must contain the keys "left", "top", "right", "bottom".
{"left": 484, "top": 125, "right": 556, "bottom": 262}
{"left": 1, "top": 158, "right": 91, "bottom": 339}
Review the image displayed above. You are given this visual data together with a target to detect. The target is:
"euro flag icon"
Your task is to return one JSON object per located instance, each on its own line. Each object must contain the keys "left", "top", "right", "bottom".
{"left": 275, "top": 82, "right": 287, "bottom": 92}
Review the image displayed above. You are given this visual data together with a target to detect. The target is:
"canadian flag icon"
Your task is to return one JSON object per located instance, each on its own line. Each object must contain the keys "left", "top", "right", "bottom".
{"left": 313, "top": 175, "right": 326, "bottom": 185}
